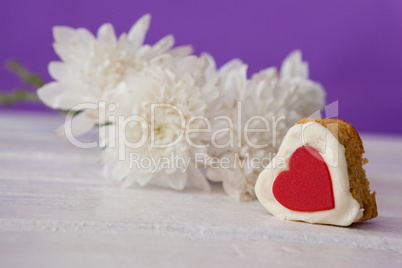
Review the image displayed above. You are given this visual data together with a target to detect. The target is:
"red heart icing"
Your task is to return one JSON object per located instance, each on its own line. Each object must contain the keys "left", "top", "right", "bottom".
{"left": 272, "top": 146, "right": 335, "bottom": 212}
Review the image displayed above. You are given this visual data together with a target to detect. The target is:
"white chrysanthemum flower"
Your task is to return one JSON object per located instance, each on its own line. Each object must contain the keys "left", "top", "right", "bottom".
{"left": 206, "top": 58, "right": 247, "bottom": 157}
{"left": 100, "top": 59, "right": 215, "bottom": 191}
{"left": 206, "top": 50, "right": 325, "bottom": 201}
{"left": 38, "top": 14, "right": 192, "bottom": 136}
{"left": 153, "top": 52, "right": 220, "bottom": 114}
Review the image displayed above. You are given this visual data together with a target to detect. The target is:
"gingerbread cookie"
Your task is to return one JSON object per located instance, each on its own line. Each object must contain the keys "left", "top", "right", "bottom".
{"left": 255, "top": 118, "right": 377, "bottom": 226}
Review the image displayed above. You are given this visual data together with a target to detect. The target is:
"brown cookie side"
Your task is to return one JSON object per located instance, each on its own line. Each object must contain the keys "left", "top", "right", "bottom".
{"left": 297, "top": 118, "right": 378, "bottom": 221}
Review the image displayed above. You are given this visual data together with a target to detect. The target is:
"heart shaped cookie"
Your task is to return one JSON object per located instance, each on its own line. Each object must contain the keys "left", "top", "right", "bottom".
{"left": 255, "top": 118, "right": 377, "bottom": 226}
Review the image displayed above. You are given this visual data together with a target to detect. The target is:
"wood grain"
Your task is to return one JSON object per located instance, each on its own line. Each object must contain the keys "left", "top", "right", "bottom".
{"left": 1, "top": 111, "right": 402, "bottom": 267}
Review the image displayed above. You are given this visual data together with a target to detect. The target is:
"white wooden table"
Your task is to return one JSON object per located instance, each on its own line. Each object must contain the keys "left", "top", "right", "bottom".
{"left": 1, "top": 111, "right": 402, "bottom": 267}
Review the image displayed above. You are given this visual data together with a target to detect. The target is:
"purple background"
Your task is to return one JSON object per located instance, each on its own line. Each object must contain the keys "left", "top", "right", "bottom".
{"left": 1, "top": 0, "right": 402, "bottom": 134}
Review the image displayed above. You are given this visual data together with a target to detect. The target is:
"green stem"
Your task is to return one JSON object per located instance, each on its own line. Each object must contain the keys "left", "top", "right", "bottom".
{"left": 7, "top": 60, "right": 44, "bottom": 88}
{"left": 0, "top": 89, "right": 40, "bottom": 106}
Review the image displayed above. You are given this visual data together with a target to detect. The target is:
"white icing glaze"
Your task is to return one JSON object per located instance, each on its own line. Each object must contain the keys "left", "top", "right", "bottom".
{"left": 255, "top": 122, "right": 363, "bottom": 226}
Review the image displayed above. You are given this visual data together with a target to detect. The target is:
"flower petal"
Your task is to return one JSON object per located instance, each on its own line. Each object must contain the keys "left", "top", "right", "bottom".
{"left": 168, "top": 45, "right": 194, "bottom": 58}
{"left": 176, "top": 56, "right": 199, "bottom": 77}
{"left": 53, "top": 26, "right": 75, "bottom": 44}
{"left": 205, "top": 166, "right": 226, "bottom": 182}
{"left": 76, "top": 28, "right": 95, "bottom": 44}
{"left": 153, "top": 35, "right": 174, "bottom": 53}
{"left": 54, "top": 109, "right": 97, "bottom": 138}
{"left": 37, "top": 82, "right": 68, "bottom": 109}
{"left": 219, "top": 59, "right": 243, "bottom": 76}
{"left": 103, "top": 161, "right": 114, "bottom": 180}
{"left": 48, "top": 61, "right": 70, "bottom": 81}
{"left": 128, "top": 14, "right": 151, "bottom": 49}
{"left": 97, "top": 23, "right": 117, "bottom": 45}
{"left": 53, "top": 43, "right": 73, "bottom": 63}
{"left": 37, "top": 82, "right": 85, "bottom": 110}
{"left": 112, "top": 160, "right": 129, "bottom": 181}
{"left": 221, "top": 168, "right": 250, "bottom": 201}
{"left": 280, "top": 50, "right": 308, "bottom": 80}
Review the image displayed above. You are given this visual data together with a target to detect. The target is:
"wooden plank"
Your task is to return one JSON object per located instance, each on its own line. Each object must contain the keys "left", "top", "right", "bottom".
{"left": 1, "top": 111, "right": 402, "bottom": 266}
